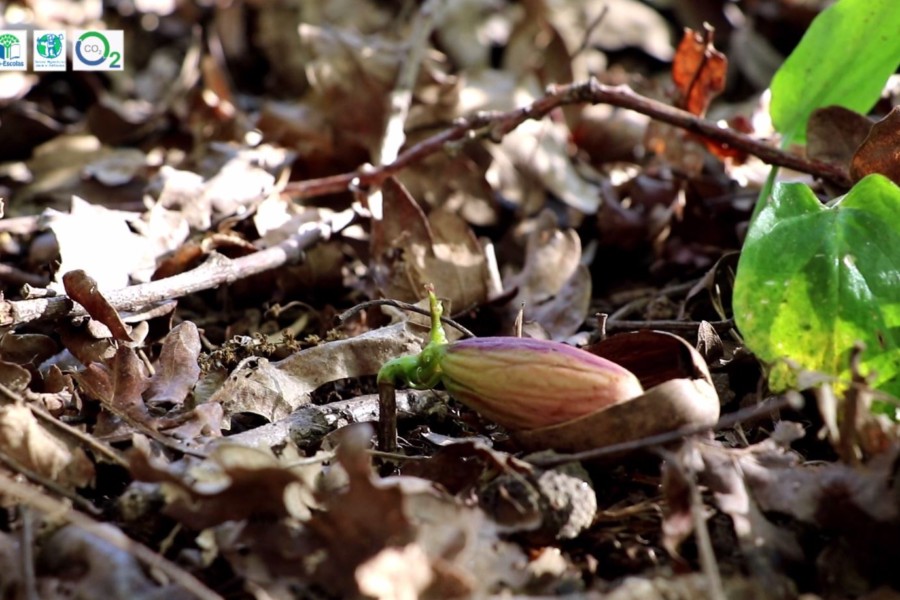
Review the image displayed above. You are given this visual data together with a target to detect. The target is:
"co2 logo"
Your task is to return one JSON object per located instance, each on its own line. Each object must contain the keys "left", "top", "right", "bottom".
{"left": 73, "top": 30, "right": 124, "bottom": 71}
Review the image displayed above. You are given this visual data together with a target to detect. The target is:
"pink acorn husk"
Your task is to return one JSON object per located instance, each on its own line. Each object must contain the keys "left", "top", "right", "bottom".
{"left": 439, "top": 337, "right": 644, "bottom": 431}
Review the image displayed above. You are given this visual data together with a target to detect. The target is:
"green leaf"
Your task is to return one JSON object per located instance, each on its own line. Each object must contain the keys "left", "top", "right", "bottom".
{"left": 769, "top": 0, "right": 900, "bottom": 145}
{"left": 733, "top": 174, "right": 900, "bottom": 398}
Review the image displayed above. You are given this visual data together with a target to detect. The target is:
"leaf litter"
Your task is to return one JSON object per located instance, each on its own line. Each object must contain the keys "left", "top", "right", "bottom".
{"left": 0, "top": 0, "right": 897, "bottom": 598}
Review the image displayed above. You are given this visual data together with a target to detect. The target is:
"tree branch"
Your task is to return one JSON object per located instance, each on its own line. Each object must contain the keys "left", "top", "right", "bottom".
{"left": 0, "top": 210, "right": 354, "bottom": 327}
{"left": 283, "top": 77, "right": 851, "bottom": 200}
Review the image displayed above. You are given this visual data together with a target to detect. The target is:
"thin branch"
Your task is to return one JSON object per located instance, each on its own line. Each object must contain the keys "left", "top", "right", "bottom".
{"left": 605, "top": 318, "right": 734, "bottom": 333}
{"left": 659, "top": 443, "right": 727, "bottom": 600}
{"left": 0, "top": 210, "right": 354, "bottom": 327}
{"left": 283, "top": 78, "right": 851, "bottom": 200}
{"left": 337, "top": 298, "right": 476, "bottom": 338}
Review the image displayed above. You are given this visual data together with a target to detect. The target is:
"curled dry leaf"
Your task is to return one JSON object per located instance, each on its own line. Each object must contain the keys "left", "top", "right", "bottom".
{"left": 503, "top": 210, "right": 591, "bottom": 339}
{"left": 62, "top": 270, "right": 134, "bottom": 342}
{"left": 672, "top": 25, "right": 726, "bottom": 117}
{"left": 512, "top": 331, "right": 720, "bottom": 452}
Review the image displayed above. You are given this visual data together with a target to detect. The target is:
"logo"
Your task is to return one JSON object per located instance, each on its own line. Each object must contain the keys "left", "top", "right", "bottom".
{"left": 72, "top": 30, "right": 123, "bottom": 71}
{"left": 34, "top": 30, "right": 66, "bottom": 71}
{"left": 0, "top": 30, "right": 27, "bottom": 71}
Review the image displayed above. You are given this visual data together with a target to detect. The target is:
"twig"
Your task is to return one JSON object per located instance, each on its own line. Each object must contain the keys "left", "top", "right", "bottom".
{"left": 21, "top": 507, "right": 38, "bottom": 600}
{"left": 605, "top": 318, "right": 734, "bottom": 333}
{"left": 573, "top": 5, "right": 609, "bottom": 56}
{"left": 527, "top": 394, "right": 794, "bottom": 468}
{"left": 337, "top": 298, "right": 476, "bottom": 338}
{"left": 283, "top": 78, "right": 851, "bottom": 200}
{"left": 607, "top": 279, "right": 699, "bottom": 321}
{"left": 0, "top": 471, "right": 224, "bottom": 600}
{"left": 367, "top": 0, "right": 444, "bottom": 224}
{"left": 377, "top": 381, "right": 398, "bottom": 453}
{"left": 0, "top": 210, "right": 354, "bottom": 327}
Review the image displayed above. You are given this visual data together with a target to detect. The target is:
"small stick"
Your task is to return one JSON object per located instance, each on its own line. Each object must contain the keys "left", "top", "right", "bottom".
{"left": 605, "top": 318, "right": 734, "bottom": 333}
{"left": 0, "top": 210, "right": 354, "bottom": 327}
{"left": 377, "top": 381, "right": 398, "bottom": 453}
{"left": 337, "top": 298, "right": 476, "bottom": 338}
{"left": 659, "top": 443, "right": 727, "bottom": 600}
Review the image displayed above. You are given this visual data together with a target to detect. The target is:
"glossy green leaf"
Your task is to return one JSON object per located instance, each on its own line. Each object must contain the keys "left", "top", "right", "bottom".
{"left": 733, "top": 174, "right": 900, "bottom": 398}
{"left": 769, "top": 0, "right": 900, "bottom": 145}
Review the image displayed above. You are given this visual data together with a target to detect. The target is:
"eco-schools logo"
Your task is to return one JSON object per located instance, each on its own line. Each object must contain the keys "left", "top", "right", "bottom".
{"left": 72, "top": 30, "right": 123, "bottom": 71}
{"left": 0, "top": 31, "right": 27, "bottom": 71}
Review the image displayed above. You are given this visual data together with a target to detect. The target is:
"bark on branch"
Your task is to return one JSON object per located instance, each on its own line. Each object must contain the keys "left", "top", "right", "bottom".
{"left": 283, "top": 77, "right": 851, "bottom": 200}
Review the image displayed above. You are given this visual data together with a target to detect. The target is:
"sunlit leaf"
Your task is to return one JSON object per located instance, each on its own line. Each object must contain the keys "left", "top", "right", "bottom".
{"left": 733, "top": 174, "right": 900, "bottom": 397}
{"left": 769, "top": 0, "right": 900, "bottom": 144}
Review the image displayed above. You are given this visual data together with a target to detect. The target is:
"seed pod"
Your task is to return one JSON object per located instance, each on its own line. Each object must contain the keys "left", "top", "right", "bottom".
{"left": 438, "top": 337, "right": 644, "bottom": 431}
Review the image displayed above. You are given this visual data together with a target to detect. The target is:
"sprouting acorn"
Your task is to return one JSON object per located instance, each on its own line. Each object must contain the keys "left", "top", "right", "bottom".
{"left": 377, "top": 288, "right": 644, "bottom": 431}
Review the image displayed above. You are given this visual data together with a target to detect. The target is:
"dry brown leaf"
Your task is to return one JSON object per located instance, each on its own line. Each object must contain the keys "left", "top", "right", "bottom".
{"left": 38, "top": 524, "right": 191, "bottom": 599}
{"left": 209, "top": 322, "right": 425, "bottom": 422}
{"left": 503, "top": 210, "right": 590, "bottom": 339}
{"left": 0, "top": 403, "right": 94, "bottom": 489}
{"left": 75, "top": 346, "right": 152, "bottom": 427}
{"left": 672, "top": 25, "right": 726, "bottom": 118}
{"left": 0, "top": 332, "right": 58, "bottom": 368}
{"left": 62, "top": 270, "right": 134, "bottom": 342}
{"left": 851, "top": 106, "right": 900, "bottom": 185}
{"left": 146, "top": 322, "right": 201, "bottom": 408}
{"left": 164, "top": 403, "right": 224, "bottom": 440}
{"left": 808, "top": 106, "right": 873, "bottom": 169}
{"left": 129, "top": 439, "right": 319, "bottom": 530}
{"left": 43, "top": 196, "right": 159, "bottom": 290}
{"left": 0, "top": 360, "right": 31, "bottom": 392}
{"left": 208, "top": 426, "right": 529, "bottom": 597}
{"left": 371, "top": 177, "right": 488, "bottom": 310}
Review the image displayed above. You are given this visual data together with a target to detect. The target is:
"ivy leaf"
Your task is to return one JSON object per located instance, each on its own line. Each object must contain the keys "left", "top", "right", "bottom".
{"left": 769, "top": 0, "right": 900, "bottom": 145}
{"left": 733, "top": 174, "right": 900, "bottom": 398}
